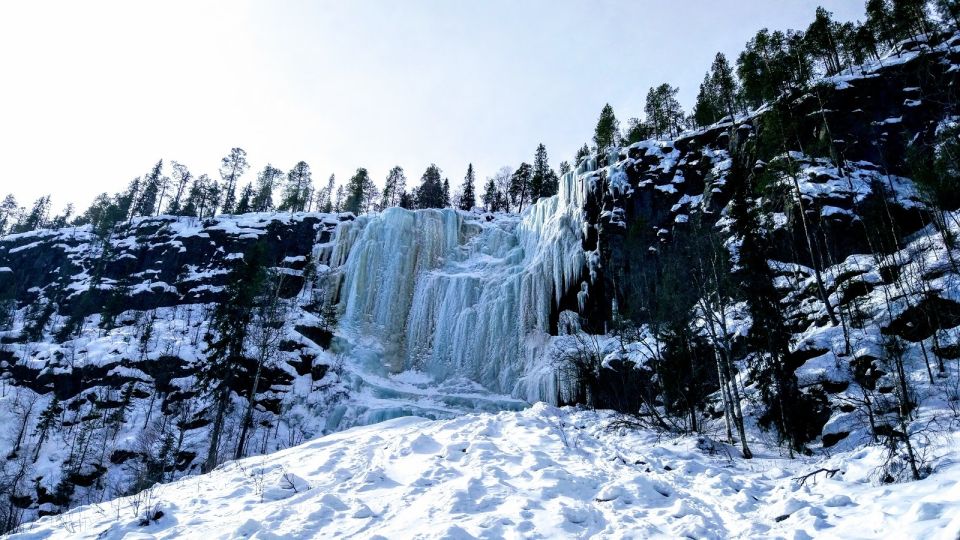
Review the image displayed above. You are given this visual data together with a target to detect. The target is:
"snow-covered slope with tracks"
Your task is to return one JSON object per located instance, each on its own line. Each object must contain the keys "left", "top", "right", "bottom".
{"left": 10, "top": 404, "right": 959, "bottom": 540}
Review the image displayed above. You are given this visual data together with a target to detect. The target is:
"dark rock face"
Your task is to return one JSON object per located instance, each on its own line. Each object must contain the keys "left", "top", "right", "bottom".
{"left": 0, "top": 214, "right": 335, "bottom": 316}
{"left": 568, "top": 40, "right": 960, "bottom": 446}
{"left": 0, "top": 212, "right": 350, "bottom": 522}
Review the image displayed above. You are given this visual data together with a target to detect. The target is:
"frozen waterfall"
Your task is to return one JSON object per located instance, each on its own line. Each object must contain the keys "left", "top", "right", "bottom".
{"left": 325, "top": 161, "right": 593, "bottom": 403}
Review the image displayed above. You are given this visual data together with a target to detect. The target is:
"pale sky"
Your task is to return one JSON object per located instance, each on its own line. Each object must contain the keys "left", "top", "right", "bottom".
{"left": 0, "top": 1, "right": 866, "bottom": 213}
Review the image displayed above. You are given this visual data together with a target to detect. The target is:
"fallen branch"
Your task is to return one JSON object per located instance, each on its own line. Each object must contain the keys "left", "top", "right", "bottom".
{"left": 793, "top": 467, "right": 840, "bottom": 487}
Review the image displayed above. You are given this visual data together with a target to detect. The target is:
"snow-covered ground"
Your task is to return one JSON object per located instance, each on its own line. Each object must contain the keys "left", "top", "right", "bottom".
{"left": 9, "top": 403, "right": 959, "bottom": 540}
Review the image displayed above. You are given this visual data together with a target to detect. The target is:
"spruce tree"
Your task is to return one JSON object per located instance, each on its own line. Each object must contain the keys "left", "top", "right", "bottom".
{"left": 482, "top": 178, "right": 499, "bottom": 212}
{"left": 180, "top": 174, "right": 205, "bottom": 218}
{"left": 398, "top": 190, "right": 413, "bottom": 209}
{"left": 136, "top": 160, "right": 164, "bottom": 217}
{"left": 116, "top": 177, "right": 141, "bottom": 221}
{"left": 459, "top": 164, "right": 476, "bottom": 211}
{"left": 234, "top": 183, "right": 254, "bottom": 214}
{"left": 343, "top": 168, "right": 375, "bottom": 215}
{"left": 206, "top": 178, "right": 224, "bottom": 218}
{"left": 574, "top": 143, "right": 591, "bottom": 164}
{"left": 321, "top": 174, "right": 336, "bottom": 213}
{"left": 531, "top": 144, "right": 558, "bottom": 199}
{"left": 201, "top": 242, "right": 268, "bottom": 472}
{"left": 414, "top": 164, "right": 445, "bottom": 209}
{"left": 442, "top": 179, "right": 451, "bottom": 207}
{"left": 593, "top": 104, "right": 620, "bottom": 150}
{"left": 709, "top": 53, "right": 738, "bottom": 119}
{"left": 693, "top": 74, "right": 721, "bottom": 128}
{"left": 729, "top": 182, "right": 805, "bottom": 454}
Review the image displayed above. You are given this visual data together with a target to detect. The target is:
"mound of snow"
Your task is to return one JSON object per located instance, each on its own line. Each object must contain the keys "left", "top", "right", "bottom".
{"left": 10, "top": 405, "right": 960, "bottom": 539}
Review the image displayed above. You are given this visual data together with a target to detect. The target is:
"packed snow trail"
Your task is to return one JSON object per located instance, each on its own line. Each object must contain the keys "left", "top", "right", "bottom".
{"left": 11, "top": 404, "right": 959, "bottom": 540}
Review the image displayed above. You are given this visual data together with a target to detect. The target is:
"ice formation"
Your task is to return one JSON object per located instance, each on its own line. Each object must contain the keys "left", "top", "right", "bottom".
{"left": 323, "top": 160, "right": 594, "bottom": 402}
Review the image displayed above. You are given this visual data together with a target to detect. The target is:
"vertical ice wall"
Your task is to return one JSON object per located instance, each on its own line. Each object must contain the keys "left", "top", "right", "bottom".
{"left": 326, "top": 161, "right": 594, "bottom": 402}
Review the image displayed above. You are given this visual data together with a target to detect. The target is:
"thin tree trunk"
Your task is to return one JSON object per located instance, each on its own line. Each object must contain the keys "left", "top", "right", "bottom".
{"left": 204, "top": 386, "right": 230, "bottom": 473}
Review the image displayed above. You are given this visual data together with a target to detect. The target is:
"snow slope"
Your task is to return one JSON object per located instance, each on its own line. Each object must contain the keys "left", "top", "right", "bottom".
{"left": 10, "top": 404, "right": 959, "bottom": 540}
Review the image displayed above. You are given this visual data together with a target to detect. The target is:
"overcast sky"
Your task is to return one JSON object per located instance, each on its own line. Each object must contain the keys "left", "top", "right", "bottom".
{"left": 0, "top": 1, "right": 866, "bottom": 213}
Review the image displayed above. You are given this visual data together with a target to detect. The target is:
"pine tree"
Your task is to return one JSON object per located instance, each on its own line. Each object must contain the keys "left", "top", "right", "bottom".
{"left": 866, "top": 0, "right": 896, "bottom": 46}
{"left": 558, "top": 161, "right": 572, "bottom": 176}
{"left": 180, "top": 174, "right": 206, "bottom": 218}
{"left": 280, "top": 161, "right": 312, "bottom": 213}
{"left": 459, "top": 164, "right": 476, "bottom": 211}
{"left": 380, "top": 166, "right": 406, "bottom": 210}
{"left": 593, "top": 104, "right": 620, "bottom": 151}
{"left": 12, "top": 196, "right": 50, "bottom": 233}
{"left": 509, "top": 162, "right": 533, "bottom": 212}
{"left": 442, "top": 179, "right": 451, "bottom": 207}
{"left": 806, "top": 7, "right": 844, "bottom": 75}
{"left": 737, "top": 29, "right": 812, "bottom": 109}
{"left": 166, "top": 162, "right": 192, "bottom": 215}
{"left": 645, "top": 84, "right": 684, "bottom": 138}
{"left": 218, "top": 148, "right": 249, "bottom": 214}
{"left": 893, "top": 0, "right": 932, "bottom": 39}
{"left": 623, "top": 117, "right": 652, "bottom": 144}
{"left": 251, "top": 164, "right": 282, "bottom": 212}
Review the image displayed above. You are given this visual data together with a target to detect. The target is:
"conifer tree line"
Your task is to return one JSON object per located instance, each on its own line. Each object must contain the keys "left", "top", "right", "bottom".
{"left": 0, "top": 141, "right": 573, "bottom": 237}
{"left": 581, "top": 0, "right": 957, "bottom": 153}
